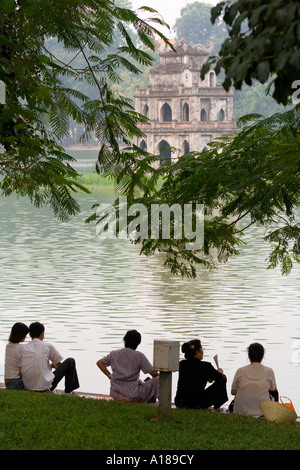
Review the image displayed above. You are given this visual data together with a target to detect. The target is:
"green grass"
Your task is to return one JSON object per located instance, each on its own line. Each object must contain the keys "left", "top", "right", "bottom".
{"left": 0, "top": 390, "right": 299, "bottom": 450}
{"left": 76, "top": 173, "right": 165, "bottom": 192}
{"left": 76, "top": 173, "right": 115, "bottom": 191}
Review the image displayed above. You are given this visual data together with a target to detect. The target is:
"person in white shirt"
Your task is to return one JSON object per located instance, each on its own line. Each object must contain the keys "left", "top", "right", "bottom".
{"left": 19, "top": 322, "right": 79, "bottom": 393}
{"left": 4, "top": 322, "right": 29, "bottom": 390}
{"left": 230, "top": 342, "right": 278, "bottom": 416}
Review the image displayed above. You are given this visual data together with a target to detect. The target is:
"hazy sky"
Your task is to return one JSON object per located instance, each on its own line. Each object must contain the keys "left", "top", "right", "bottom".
{"left": 131, "top": 0, "right": 219, "bottom": 33}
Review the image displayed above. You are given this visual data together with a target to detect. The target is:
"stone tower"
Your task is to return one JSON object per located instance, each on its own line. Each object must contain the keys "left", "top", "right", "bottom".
{"left": 134, "top": 38, "right": 236, "bottom": 166}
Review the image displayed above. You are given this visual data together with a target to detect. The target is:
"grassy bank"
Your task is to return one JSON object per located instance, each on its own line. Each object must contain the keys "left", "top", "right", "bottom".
{"left": 77, "top": 173, "right": 115, "bottom": 191}
{"left": 76, "top": 173, "right": 164, "bottom": 192}
{"left": 0, "top": 390, "right": 299, "bottom": 450}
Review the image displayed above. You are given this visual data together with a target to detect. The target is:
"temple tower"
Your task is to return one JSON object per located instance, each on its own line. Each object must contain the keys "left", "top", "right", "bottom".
{"left": 134, "top": 38, "right": 236, "bottom": 165}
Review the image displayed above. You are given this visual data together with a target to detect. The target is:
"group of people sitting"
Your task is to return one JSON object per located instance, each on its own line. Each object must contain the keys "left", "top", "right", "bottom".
{"left": 4, "top": 322, "right": 278, "bottom": 416}
{"left": 4, "top": 322, "right": 79, "bottom": 394}
{"left": 174, "top": 339, "right": 278, "bottom": 416}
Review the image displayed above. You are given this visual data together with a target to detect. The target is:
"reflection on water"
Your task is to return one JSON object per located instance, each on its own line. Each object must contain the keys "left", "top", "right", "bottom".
{"left": 0, "top": 151, "right": 300, "bottom": 410}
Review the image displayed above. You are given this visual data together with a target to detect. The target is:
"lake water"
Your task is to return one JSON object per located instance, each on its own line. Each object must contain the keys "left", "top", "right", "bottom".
{"left": 1, "top": 149, "right": 300, "bottom": 412}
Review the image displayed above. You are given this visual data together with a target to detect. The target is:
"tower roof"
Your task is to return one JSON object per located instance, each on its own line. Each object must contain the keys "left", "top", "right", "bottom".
{"left": 151, "top": 37, "right": 212, "bottom": 74}
{"left": 155, "top": 37, "right": 212, "bottom": 56}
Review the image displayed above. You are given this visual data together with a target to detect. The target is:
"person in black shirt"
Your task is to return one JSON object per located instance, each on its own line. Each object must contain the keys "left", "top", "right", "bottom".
{"left": 175, "top": 339, "right": 228, "bottom": 410}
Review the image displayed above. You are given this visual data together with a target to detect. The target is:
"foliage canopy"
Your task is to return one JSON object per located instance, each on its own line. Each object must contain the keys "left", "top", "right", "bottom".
{"left": 1, "top": 0, "right": 300, "bottom": 278}
{"left": 173, "top": 1, "right": 228, "bottom": 52}
{"left": 0, "top": 0, "right": 172, "bottom": 220}
{"left": 99, "top": 108, "right": 300, "bottom": 277}
{"left": 88, "top": 1, "right": 300, "bottom": 278}
{"left": 201, "top": 0, "right": 300, "bottom": 105}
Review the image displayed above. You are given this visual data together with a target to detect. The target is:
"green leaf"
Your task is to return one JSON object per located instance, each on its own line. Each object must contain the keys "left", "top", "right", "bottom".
{"left": 257, "top": 61, "right": 270, "bottom": 83}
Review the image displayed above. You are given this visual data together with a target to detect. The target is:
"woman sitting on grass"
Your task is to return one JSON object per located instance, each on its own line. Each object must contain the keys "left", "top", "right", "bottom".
{"left": 230, "top": 342, "right": 278, "bottom": 416}
{"left": 4, "top": 322, "right": 29, "bottom": 390}
{"left": 175, "top": 339, "right": 228, "bottom": 410}
{"left": 97, "top": 330, "right": 159, "bottom": 403}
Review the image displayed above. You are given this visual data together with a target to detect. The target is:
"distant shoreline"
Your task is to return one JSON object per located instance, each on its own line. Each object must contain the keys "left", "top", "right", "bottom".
{"left": 66, "top": 146, "right": 100, "bottom": 151}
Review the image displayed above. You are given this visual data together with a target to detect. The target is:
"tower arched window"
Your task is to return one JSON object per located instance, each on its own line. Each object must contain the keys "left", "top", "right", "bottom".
{"left": 159, "top": 140, "right": 171, "bottom": 164}
{"left": 140, "top": 140, "right": 147, "bottom": 151}
{"left": 182, "top": 102, "right": 189, "bottom": 121}
{"left": 143, "top": 104, "right": 149, "bottom": 118}
{"left": 218, "top": 108, "right": 225, "bottom": 122}
{"left": 200, "top": 109, "right": 207, "bottom": 122}
{"left": 209, "top": 71, "right": 215, "bottom": 87}
{"left": 161, "top": 103, "right": 172, "bottom": 122}
{"left": 183, "top": 140, "right": 190, "bottom": 154}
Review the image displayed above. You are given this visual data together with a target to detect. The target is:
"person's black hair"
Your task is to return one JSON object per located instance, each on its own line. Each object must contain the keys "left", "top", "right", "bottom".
{"left": 8, "top": 322, "right": 29, "bottom": 343}
{"left": 182, "top": 339, "right": 201, "bottom": 359}
{"left": 123, "top": 330, "right": 141, "bottom": 350}
{"left": 248, "top": 342, "right": 265, "bottom": 363}
{"left": 29, "top": 322, "right": 45, "bottom": 339}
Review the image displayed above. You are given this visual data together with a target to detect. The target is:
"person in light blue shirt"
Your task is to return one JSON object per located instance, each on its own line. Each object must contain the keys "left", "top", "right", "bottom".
{"left": 97, "top": 330, "right": 159, "bottom": 403}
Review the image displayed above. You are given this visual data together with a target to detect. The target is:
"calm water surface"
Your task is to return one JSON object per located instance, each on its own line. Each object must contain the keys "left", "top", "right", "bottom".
{"left": 1, "top": 150, "right": 300, "bottom": 411}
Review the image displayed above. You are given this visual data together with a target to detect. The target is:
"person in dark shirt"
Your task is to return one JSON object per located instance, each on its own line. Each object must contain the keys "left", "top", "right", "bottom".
{"left": 175, "top": 339, "right": 228, "bottom": 410}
